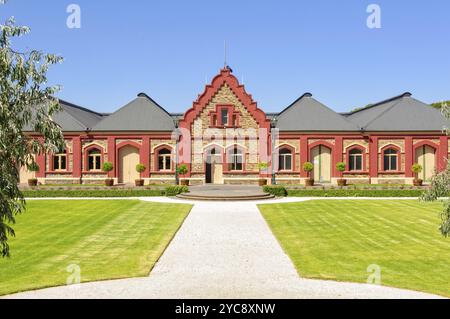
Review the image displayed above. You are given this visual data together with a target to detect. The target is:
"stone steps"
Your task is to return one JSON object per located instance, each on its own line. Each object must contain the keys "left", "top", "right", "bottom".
{"left": 176, "top": 192, "right": 275, "bottom": 201}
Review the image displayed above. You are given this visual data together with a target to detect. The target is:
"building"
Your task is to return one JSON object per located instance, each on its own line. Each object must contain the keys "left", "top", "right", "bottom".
{"left": 20, "top": 67, "right": 450, "bottom": 185}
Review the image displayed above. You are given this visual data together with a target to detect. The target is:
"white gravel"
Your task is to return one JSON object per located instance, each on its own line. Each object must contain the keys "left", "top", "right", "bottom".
{"left": 4, "top": 197, "right": 444, "bottom": 299}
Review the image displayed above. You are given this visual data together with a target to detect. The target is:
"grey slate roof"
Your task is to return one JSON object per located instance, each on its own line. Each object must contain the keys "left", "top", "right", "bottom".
{"left": 92, "top": 93, "right": 175, "bottom": 131}
{"left": 24, "top": 99, "right": 104, "bottom": 132}
{"left": 276, "top": 93, "right": 361, "bottom": 131}
{"left": 346, "top": 93, "right": 449, "bottom": 131}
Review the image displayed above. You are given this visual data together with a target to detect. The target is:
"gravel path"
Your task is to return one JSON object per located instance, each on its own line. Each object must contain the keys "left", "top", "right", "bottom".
{"left": 4, "top": 197, "right": 443, "bottom": 299}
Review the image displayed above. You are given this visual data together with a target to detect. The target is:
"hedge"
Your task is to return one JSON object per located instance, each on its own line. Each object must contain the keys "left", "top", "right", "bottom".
{"left": 165, "top": 185, "right": 189, "bottom": 196}
{"left": 287, "top": 189, "right": 428, "bottom": 197}
{"left": 263, "top": 186, "right": 288, "bottom": 197}
{"left": 22, "top": 189, "right": 165, "bottom": 198}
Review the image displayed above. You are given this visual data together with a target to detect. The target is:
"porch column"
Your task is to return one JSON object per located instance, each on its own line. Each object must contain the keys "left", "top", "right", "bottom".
{"left": 404, "top": 136, "right": 413, "bottom": 178}
{"left": 141, "top": 136, "right": 150, "bottom": 178}
{"left": 72, "top": 137, "right": 82, "bottom": 179}
{"left": 107, "top": 137, "right": 116, "bottom": 178}
{"left": 439, "top": 136, "right": 449, "bottom": 171}
{"left": 300, "top": 136, "right": 308, "bottom": 178}
{"left": 333, "top": 136, "right": 343, "bottom": 177}
{"left": 369, "top": 136, "right": 378, "bottom": 179}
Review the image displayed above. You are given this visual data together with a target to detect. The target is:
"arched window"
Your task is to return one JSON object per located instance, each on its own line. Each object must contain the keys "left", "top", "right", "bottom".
{"left": 158, "top": 148, "right": 172, "bottom": 171}
{"left": 383, "top": 148, "right": 398, "bottom": 171}
{"left": 278, "top": 148, "right": 293, "bottom": 171}
{"left": 88, "top": 148, "right": 102, "bottom": 171}
{"left": 53, "top": 149, "right": 67, "bottom": 171}
{"left": 228, "top": 147, "right": 243, "bottom": 171}
{"left": 349, "top": 149, "right": 363, "bottom": 171}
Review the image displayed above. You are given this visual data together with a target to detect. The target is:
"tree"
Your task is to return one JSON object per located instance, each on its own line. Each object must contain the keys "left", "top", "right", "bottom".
{"left": 421, "top": 103, "right": 450, "bottom": 237}
{"left": 0, "top": 3, "right": 65, "bottom": 257}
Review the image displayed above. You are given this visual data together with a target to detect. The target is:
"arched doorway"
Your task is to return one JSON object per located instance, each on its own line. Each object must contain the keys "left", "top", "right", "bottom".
{"left": 205, "top": 147, "right": 223, "bottom": 184}
{"left": 415, "top": 145, "right": 436, "bottom": 181}
{"left": 118, "top": 145, "right": 140, "bottom": 184}
{"left": 310, "top": 145, "right": 331, "bottom": 183}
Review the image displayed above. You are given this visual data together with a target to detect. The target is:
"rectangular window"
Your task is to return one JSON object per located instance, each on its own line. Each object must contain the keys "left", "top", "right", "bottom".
{"left": 279, "top": 154, "right": 292, "bottom": 171}
{"left": 53, "top": 153, "right": 67, "bottom": 171}
{"left": 88, "top": 154, "right": 101, "bottom": 170}
{"left": 221, "top": 109, "right": 229, "bottom": 126}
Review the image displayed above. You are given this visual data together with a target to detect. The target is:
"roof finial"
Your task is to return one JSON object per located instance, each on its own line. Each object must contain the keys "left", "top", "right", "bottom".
{"left": 224, "top": 40, "right": 227, "bottom": 68}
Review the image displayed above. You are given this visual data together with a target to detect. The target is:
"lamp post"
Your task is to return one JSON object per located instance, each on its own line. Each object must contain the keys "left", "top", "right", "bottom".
{"left": 270, "top": 117, "right": 278, "bottom": 185}
{"left": 174, "top": 120, "right": 180, "bottom": 185}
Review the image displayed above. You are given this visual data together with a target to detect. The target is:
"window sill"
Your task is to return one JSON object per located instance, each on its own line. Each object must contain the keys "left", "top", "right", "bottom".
{"left": 46, "top": 171, "right": 72, "bottom": 174}
{"left": 82, "top": 171, "right": 105, "bottom": 174}
{"left": 343, "top": 171, "right": 369, "bottom": 175}
{"left": 379, "top": 171, "right": 405, "bottom": 175}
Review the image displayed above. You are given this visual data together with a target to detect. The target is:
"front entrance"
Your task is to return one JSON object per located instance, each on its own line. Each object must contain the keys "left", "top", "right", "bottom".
{"left": 205, "top": 149, "right": 223, "bottom": 184}
{"left": 118, "top": 145, "right": 140, "bottom": 184}
{"left": 311, "top": 145, "right": 331, "bottom": 183}
{"left": 415, "top": 145, "right": 436, "bottom": 181}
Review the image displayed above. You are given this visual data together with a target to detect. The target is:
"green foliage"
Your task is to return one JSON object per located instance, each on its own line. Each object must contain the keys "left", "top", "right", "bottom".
{"left": 431, "top": 101, "right": 450, "bottom": 109}
{"left": 27, "top": 162, "right": 40, "bottom": 172}
{"left": 176, "top": 164, "right": 188, "bottom": 175}
{"left": 22, "top": 189, "right": 165, "bottom": 198}
{"left": 412, "top": 163, "right": 423, "bottom": 174}
{"left": 102, "top": 162, "right": 113, "bottom": 173}
{"left": 165, "top": 185, "right": 189, "bottom": 196}
{"left": 302, "top": 162, "right": 314, "bottom": 173}
{"left": 336, "top": 162, "right": 346, "bottom": 172}
{"left": 288, "top": 189, "right": 427, "bottom": 197}
{"left": 258, "top": 162, "right": 269, "bottom": 171}
{"left": 135, "top": 164, "right": 146, "bottom": 173}
{"left": 263, "top": 185, "right": 288, "bottom": 197}
{"left": 0, "top": 11, "right": 65, "bottom": 257}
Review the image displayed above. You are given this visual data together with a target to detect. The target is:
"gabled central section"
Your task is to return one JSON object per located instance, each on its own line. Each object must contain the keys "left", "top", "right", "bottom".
{"left": 179, "top": 68, "right": 270, "bottom": 132}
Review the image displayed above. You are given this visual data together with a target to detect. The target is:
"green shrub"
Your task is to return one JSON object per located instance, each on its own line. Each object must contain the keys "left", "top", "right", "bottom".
{"left": 336, "top": 162, "right": 346, "bottom": 172}
{"left": 287, "top": 189, "right": 428, "bottom": 197}
{"left": 176, "top": 164, "right": 188, "bottom": 175}
{"left": 135, "top": 164, "right": 146, "bottom": 173}
{"left": 22, "top": 189, "right": 165, "bottom": 198}
{"left": 165, "top": 185, "right": 189, "bottom": 196}
{"left": 412, "top": 163, "right": 423, "bottom": 174}
{"left": 28, "top": 162, "right": 40, "bottom": 172}
{"left": 102, "top": 162, "right": 113, "bottom": 172}
{"left": 302, "top": 162, "right": 314, "bottom": 173}
{"left": 263, "top": 185, "right": 288, "bottom": 197}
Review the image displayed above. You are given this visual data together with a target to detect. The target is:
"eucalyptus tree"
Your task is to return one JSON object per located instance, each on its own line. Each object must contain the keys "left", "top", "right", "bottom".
{"left": 0, "top": 1, "right": 65, "bottom": 256}
{"left": 421, "top": 102, "right": 450, "bottom": 237}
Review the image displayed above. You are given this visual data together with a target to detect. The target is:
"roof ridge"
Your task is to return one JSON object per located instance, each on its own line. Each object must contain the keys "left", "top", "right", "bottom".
{"left": 137, "top": 92, "right": 173, "bottom": 118}
{"left": 360, "top": 97, "right": 405, "bottom": 130}
{"left": 348, "top": 92, "right": 412, "bottom": 115}
{"left": 58, "top": 98, "right": 104, "bottom": 117}
{"left": 277, "top": 93, "right": 313, "bottom": 117}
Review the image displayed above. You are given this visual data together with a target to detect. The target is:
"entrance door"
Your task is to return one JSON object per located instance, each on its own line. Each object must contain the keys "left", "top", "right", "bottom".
{"left": 213, "top": 161, "right": 223, "bottom": 184}
{"left": 119, "top": 145, "right": 140, "bottom": 184}
{"left": 311, "top": 145, "right": 331, "bottom": 183}
{"left": 205, "top": 149, "right": 223, "bottom": 184}
{"left": 415, "top": 145, "right": 436, "bottom": 181}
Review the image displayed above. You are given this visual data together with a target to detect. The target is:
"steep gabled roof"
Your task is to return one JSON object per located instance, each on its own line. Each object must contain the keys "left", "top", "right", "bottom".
{"left": 93, "top": 93, "right": 174, "bottom": 131}
{"left": 346, "top": 92, "right": 449, "bottom": 131}
{"left": 24, "top": 99, "right": 104, "bottom": 132}
{"left": 276, "top": 93, "right": 360, "bottom": 131}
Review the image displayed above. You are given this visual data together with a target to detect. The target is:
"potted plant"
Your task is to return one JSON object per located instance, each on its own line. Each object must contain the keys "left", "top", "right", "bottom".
{"left": 257, "top": 162, "right": 269, "bottom": 186}
{"left": 177, "top": 164, "right": 189, "bottom": 186}
{"left": 412, "top": 163, "right": 423, "bottom": 186}
{"left": 336, "top": 162, "right": 347, "bottom": 186}
{"left": 303, "top": 162, "right": 314, "bottom": 186}
{"left": 135, "top": 164, "right": 146, "bottom": 186}
{"left": 102, "top": 162, "right": 114, "bottom": 186}
{"left": 27, "top": 162, "right": 40, "bottom": 187}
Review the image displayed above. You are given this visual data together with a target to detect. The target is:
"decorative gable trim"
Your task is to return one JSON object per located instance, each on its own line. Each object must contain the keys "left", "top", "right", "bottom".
{"left": 179, "top": 68, "right": 270, "bottom": 131}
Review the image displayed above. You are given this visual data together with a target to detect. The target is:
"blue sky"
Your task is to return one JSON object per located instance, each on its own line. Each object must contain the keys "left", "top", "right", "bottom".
{"left": 1, "top": 0, "right": 450, "bottom": 113}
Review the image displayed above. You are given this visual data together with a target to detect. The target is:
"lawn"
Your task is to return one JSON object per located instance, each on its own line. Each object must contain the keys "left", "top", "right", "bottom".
{"left": 258, "top": 200, "right": 450, "bottom": 297}
{"left": 0, "top": 200, "right": 192, "bottom": 296}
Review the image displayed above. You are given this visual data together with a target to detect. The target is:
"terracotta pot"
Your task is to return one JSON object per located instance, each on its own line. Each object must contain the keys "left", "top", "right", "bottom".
{"left": 413, "top": 179, "right": 423, "bottom": 187}
{"left": 258, "top": 179, "right": 268, "bottom": 186}
{"left": 28, "top": 179, "right": 38, "bottom": 187}
{"left": 305, "top": 178, "right": 314, "bottom": 187}
{"left": 105, "top": 179, "right": 114, "bottom": 187}
{"left": 135, "top": 179, "right": 144, "bottom": 187}
{"left": 180, "top": 180, "right": 189, "bottom": 186}
{"left": 337, "top": 179, "right": 347, "bottom": 187}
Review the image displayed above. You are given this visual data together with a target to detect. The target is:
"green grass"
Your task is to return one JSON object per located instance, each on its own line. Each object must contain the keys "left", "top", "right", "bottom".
{"left": 259, "top": 200, "right": 450, "bottom": 297}
{"left": 0, "top": 200, "right": 192, "bottom": 296}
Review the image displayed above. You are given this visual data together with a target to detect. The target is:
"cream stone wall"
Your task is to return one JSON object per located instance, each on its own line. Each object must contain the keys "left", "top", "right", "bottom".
{"left": 378, "top": 139, "right": 405, "bottom": 152}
